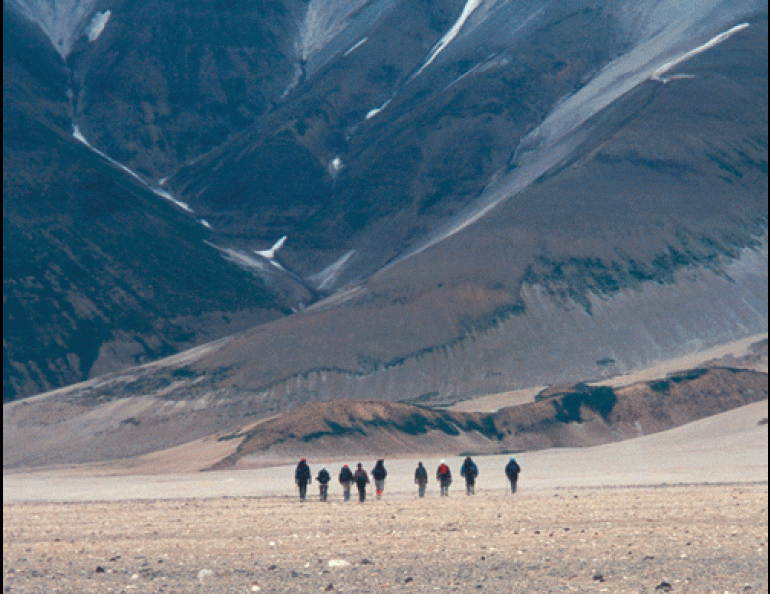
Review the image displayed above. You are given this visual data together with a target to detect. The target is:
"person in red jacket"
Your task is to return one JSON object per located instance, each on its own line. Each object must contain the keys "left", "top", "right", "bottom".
{"left": 436, "top": 459, "right": 452, "bottom": 496}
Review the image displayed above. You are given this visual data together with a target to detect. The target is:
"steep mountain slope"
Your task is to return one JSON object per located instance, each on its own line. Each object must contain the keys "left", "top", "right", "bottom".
{"left": 55, "top": 10, "right": 766, "bottom": 412}
{"left": 3, "top": 7, "right": 289, "bottom": 401}
{"left": 4, "top": 0, "right": 768, "bottom": 405}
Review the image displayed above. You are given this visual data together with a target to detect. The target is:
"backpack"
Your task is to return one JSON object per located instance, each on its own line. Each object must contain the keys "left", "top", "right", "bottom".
{"left": 439, "top": 463, "right": 448, "bottom": 475}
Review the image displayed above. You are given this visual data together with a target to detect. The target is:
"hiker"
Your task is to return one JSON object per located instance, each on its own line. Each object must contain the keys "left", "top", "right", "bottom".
{"left": 505, "top": 456, "right": 521, "bottom": 494}
{"left": 460, "top": 456, "right": 479, "bottom": 495}
{"left": 316, "top": 466, "right": 331, "bottom": 502}
{"left": 339, "top": 464, "right": 354, "bottom": 502}
{"left": 436, "top": 459, "right": 452, "bottom": 496}
{"left": 414, "top": 461, "right": 428, "bottom": 497}
{"left": 295, "top": 458, "right": 312, "bottom": 501}
{"left": 353, "top": 462, "right": 370, "bottom": 502}
{"left": 372, "top": 459, "right": 387, "bottom": 500}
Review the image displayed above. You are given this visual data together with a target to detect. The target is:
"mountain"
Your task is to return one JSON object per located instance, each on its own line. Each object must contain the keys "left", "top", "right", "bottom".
{"left": 3, "top": 0, "right": 768, "bottom": 407}
{"left": 3, "top": 346, "right": 766, "bottom": 468}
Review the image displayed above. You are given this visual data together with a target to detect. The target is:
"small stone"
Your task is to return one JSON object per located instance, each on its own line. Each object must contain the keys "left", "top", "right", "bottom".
{"left": 328, "top": 560, "right": 351, "bottom": 568}
{"left": 94, "top": 566, "right": 105, "bottom": 573}
{"left": 405, "top": 577, "right": 414, "bottom": 583}
{"left": 360, "top": 559, "right": 373, "bottom": 565}
{"left": 593, "top": 573, "right": 604, "bottom": 582}
{"left": 325, "top": 584, "right": 334, "bottom": 592}
{"left": 267, "top": 565, "right": 278, "bottom": 571}
{"left": 251, "top": 586, "right": 261, "bottom": 592}
{"left": 655, "top": 582, "right": 673, "bottom": 592}
{"left": 197, "top": 569, "right": 213, "bottom": 582}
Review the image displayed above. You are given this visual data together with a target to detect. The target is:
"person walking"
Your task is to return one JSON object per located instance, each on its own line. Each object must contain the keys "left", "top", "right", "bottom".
{"left": 316, "top": 466, "right": 331, "bottom": 502}
{"left": 295, "top": 458, "right": 312, "bottom": 501}
{"left": 339, "top": 464, "right": 354, "bottom": 502}
{"left": 372, "top": 459, "right": 387, "bottom": 500}
{"left": 436, "top": 459, "right": 452, "bottom": 496}
{"left": 353, "top": 462, "right": 370, "bottom": 502}
{"left": 505, "top": 456, "right": 521, "bottom": 494}
{"left": 414, "top": 461, "right": 428, "bottom": 497}
{"left": 460, "top": 456, "right": 479, "bottom": 495}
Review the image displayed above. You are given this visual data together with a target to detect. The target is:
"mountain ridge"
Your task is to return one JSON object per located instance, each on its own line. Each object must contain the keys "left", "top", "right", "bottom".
{"left": 4, "top": 0, "right": 767, "bottom": 403}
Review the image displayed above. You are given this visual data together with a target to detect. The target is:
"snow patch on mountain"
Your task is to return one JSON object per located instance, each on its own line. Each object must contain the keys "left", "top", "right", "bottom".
{"left": 366, "top": 99, "right": 391, "bottom": 120}
{"left": 396, "top": 11, "right": 756, "bottom": 265}
{"left": 85, "top": 10, "right": 110, "bottom": 42}
{"left": 9, "top": 0, "right": 99, "bottom": 58}
{"left": 309, "top": 250, "right": 356, "bottom": 290}
{"left": 650, "top": 22, "right": 749, "bottom": 81}
{"left": 73, "top": 125, "right": 195, "bottom": 213}
{"left": 255, "top": 236, "right": 288, "bottom": 261}
{"left": 206, "top": 244, "right": 270, "bottom": 273}
{"left": 73, "top": 125, "right": 143, "bottom": 183}
{"left": 151, "top": 188, "right": 194, "bottom": 213}
{"left": 344, "top": 37, "right": 368, "bottom": 56}
{"left": 414, "top": 0, "right": 483, "bottom": 77}
{"left": 296, "top": 0, "right": 370, "bottom": 62}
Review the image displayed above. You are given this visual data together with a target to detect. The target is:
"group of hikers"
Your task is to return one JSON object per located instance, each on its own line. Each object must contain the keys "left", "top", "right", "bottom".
{"left": 294, "top": 456, "right": 521, "bottom": 502}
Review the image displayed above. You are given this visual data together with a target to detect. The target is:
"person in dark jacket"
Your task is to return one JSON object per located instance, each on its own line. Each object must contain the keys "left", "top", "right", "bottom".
{"left": 414, "top": 461, "right": 428, "bottom": 498}
{"left": 505, "top": 456, "right": 521, "bottom": 494}
{"left": 353, "top": 463, "right": 370, "bottom": 502}
{"left": 436, "top": 459, "right": 452, "bottom": 496}
{"left": 295, "top": 458, "right": 312, "bottom": 501}
{"left": 460, "top": 456, "right": 479, "bottom": 495}
{"left": 372, "top": 459, "right": 387, "bottom": 500}
{"left": 316, "top": 466, "right": 331, "bottom": 502}
{"left": 339, "top": 464, "right": 354, "bottom": 502}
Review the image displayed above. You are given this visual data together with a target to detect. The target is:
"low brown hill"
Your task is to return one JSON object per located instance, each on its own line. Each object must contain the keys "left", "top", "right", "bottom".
{"left": 209, "top": 367, "right": 768, "bottom": 469}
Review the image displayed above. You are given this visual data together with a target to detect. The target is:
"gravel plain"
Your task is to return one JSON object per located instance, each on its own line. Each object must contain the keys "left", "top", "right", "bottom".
{"left": 4, "top": 483, "right": 768, "bottom": 594}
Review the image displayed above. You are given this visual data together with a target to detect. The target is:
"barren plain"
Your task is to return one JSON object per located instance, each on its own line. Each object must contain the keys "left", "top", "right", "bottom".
{"left": 4, "top": 400, "right": 768, "bottom": 593}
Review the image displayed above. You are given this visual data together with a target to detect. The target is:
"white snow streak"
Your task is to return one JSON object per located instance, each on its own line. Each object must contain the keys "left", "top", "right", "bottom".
{"left": 72, "top": 125, "right": 142, "bottom": 183}
{"left": 309, "top": 250, "right": 355, "bottom": 290}
{"left": 414, "top": 0, "right": 483, "bottom": 77}
{"left": 151, "top": 188, "right": 193, "bottom": 213}
{"left": 206, "top": 243, "right": 269, "bottom": 272}
{"left": 344, "top": 37, "right": 368, "bottom": 56}
{"left": 73, "top": 125, "right": 195, "bottom": 214}
{"left": 651, "top": 22, "right": 749, "bottom": 81}
{"left": 366, "top": 99, "right": 391, "bottom": 120}
{"left": 86, "top": 10, "right": 110, "bottom": 41}
{"left": 391, "top": 18, "right": 755, "bottom": 267}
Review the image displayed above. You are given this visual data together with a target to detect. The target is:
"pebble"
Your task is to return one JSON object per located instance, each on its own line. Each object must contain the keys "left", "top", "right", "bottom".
{"left": 327, "top": 559, "right": 351, "bottom": 568}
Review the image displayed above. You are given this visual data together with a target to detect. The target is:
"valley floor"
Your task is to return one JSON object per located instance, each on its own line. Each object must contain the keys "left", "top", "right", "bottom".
{"left": 3, "top": 400, "right": 768, "bottom": 593}
{"left": 3, "top": 484, "right": 767, "bottom": 593}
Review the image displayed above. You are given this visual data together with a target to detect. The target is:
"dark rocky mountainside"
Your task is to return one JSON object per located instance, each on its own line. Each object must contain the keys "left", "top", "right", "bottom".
{"left": 3, "top": 5, "right": 289, "bottom": 400}
{"left": 3, "top": 0, "right": 768, "bottom": 404}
